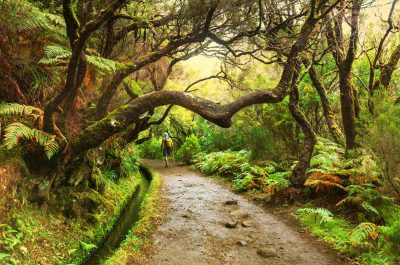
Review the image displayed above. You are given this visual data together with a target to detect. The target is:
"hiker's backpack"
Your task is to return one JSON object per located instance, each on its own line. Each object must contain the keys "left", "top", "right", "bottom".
{"left": 165, "top": 138, "right": 173, "bottom": 149}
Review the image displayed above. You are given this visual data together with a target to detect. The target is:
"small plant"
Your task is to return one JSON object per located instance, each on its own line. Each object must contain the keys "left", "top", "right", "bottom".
{"left": 296, "top": 207, "right": 334, "bottom": 225}
{"left": 349, "top": 222, "right": 378, "bottom": 246}
{"left": 0, "top": 224, "right": 24, "bottom": 251}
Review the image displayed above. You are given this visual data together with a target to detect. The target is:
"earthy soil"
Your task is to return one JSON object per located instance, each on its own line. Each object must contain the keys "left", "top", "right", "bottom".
{"left": 144, "top": 160, "right": 349, "bottom": 265}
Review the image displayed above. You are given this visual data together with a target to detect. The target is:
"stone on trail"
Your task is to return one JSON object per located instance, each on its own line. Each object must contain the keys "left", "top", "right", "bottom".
{"left": 224, "top": 200, "right": 238, "bottom": 205}
{"left": 241, "top": 220, "right": 252, "bottom": 227}
{"left": 257, "top": 247, "right": 278, "bottom": 258}
{"left": 230, "top": 209, "right": 249, "bottom": 220}
{"left": 225, "top": 221, "right": 238, "bottom": 228}
{"left": 237, "top": 240, "right": 247, "bottom": 246}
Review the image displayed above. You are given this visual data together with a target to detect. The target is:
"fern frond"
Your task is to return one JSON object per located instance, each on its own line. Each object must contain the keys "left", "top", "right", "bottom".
{"left": 3, "top": 0, "right": 66, "bottom": 40}
{"left": 3, "top": 123, "right": 59, "bottom": 159}
{"left": 85, "top": 55, "right": 124, "bottom": 73}
{"left": 361, "top": 201, "right": 380, "bottom": 216}
{"left": 0, "top": 103, "right": 43, "bottom": 120}
{"left": 39, "top": 45, "right": 71, "bottom": 65}
{"left": 349, "top": 222, "right": 378, "bottom": 245}
{"left": 297, "top": 207, "right": 334, "bottom": 224}
{"left": 305, "top": 171, "right": 346, "bottom": 192}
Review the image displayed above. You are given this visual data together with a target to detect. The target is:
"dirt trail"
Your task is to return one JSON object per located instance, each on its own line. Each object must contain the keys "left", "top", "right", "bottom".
{"left": 144, "top": 160, "right": 347, "bottom": 265}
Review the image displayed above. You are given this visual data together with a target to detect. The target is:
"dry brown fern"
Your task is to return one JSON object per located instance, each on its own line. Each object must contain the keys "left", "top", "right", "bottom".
{"left": 305, "top": 171, "right": 346, "bottom": 192}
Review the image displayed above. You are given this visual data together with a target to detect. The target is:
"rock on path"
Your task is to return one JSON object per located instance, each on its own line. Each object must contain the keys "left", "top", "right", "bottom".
{"left": 144, "top": 160, "right": 347, "bottom": 265}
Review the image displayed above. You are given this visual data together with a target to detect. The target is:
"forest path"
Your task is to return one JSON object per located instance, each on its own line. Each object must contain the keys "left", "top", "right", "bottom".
{"left": 144, "top": 160, "right": 347, "bottom": 265}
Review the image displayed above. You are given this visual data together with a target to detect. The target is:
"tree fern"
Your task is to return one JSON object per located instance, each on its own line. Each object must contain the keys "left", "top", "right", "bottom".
{"left": 39, "top": 45, "right": 71, "bottom": 65}
{"left": 3, "top": 123, "right": 59, "bottom": 159}
{"left": 349, "top": 222, "right": 378, "bottom": 245}
{"left": 0, "top": 103, "right": 43, "bottom": 121}
{"left": 85, "top": 55, "right": 124, "bottom": 73}
{"left": 39, "top": 44, "right": 123, "bottom": 73}
{"left": 2, "top": 0, "right": 66, "bottom": 40}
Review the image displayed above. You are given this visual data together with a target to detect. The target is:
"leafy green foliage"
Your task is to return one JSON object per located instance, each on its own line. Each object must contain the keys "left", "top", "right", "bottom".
{"left": 296, "top": 207, "right": 334, "bottom": 225}
{"left": 85, "top": 55, "right": 124, "bottom": 73}
{"left": 306, "top": 138, "right": 383, "bottom": 194}
{"left": 3, "top": 122, "right": 59, "bottom": 159}
{"left": 1, "top": 0, "right": 66, "bottom": 37}
{"left": 0, "top": 224, "right": 24, "bottom": 252}
{"left": 176, "top": 134, "right": 200, "bottom": 164}
{"left": 337, "top": 184, "right": 399, "bottom": 224}
{"left": 296, "top": 207, "right": 352, "bottom": 254}
{"left": 297, "top": 206, "right": 400, "bottom": 264}
{"left": 365, "top": 94, "right": 400, "bottom": 198}
{"left": 0, "top": 103, "right": 43, "bottom": 121}
{"left": 379, "top": 220, "right": 400, "bottom": 257}
{"left": 194, "top": 150, "right": 290, "bottom": 194}
{"left": 136, "top": 137, "right": 162, "bottom": 159}
{"left": 193, "top": 150, "right": 250, "bottom": 177}
{"left": 79, "top": 241, "right": 97, "bottom": 254}
{"left": 38, "top": 44, "right": 71, "bottom": 65}
{"left": 120, "top": 144, "right": 140, "bottom": 177}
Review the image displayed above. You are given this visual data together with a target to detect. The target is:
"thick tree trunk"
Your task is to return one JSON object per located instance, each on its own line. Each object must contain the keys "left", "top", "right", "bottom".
{"left": 338, "top": 67, "right": 357, "bottom": 149}
{"left": 308, "top": 65, "right": 345, "bottom": 145}
{"left": 289, "top": 85, "right": 316, "bottom": 187}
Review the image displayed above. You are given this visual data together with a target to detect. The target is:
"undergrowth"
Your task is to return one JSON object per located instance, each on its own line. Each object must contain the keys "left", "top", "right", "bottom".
{"left": 193, "top": 150, "right": 291, "bottom": 196}
{"left": 0, "top": 143, "right": 143, "bottom": 264}
{"left": 296, "top": 206, "right": 400, "bottom": 265}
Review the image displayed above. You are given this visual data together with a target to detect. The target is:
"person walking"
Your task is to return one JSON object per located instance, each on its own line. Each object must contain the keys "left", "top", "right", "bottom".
{"left": 161, "top": 132, "right": 174, "bottom": 167}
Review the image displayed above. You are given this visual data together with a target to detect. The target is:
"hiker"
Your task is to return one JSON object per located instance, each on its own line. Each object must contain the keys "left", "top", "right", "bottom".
{"left": 161, "top": 132, "right": 174, "bottom": 167}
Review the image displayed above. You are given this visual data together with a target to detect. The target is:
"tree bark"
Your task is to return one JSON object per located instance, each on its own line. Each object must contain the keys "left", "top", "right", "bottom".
{"left": 373, "top": 44, "right": 400, "bottom": 91}
{"left": 338, "top": 66, "right": 358, "bottom": 149}
{"left": 324, "top": 0, "right": 362, "bottom": 149}
{"left": 289, "top": 84, "right": 316, "bottom": 187}
{"left": 307, "top": 63, "right": 345, "bottom": 145}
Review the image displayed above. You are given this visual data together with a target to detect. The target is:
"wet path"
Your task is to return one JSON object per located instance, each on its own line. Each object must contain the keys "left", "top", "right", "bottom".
{"left": 144, "top": 160, "right": 346, "bottom": 265}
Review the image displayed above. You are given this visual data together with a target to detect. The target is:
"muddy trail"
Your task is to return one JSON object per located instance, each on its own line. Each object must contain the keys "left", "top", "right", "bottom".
{"left": 144, "top": 160, "right": 348, "bottom": 265}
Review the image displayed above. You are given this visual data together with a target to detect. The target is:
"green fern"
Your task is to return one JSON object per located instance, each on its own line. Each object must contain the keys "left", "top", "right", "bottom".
{"left": 85, "top": 55, "right": 124, "bottom": 73}
{"left": 296, "top": 207, "right": 334, "bottom": 224}
{"left": 39, "top": 45, "right": 71, "bottom": 65}
{"left": 3, "top": 123, "right": 59, "bottom": 159}
{"left": 0, "top": 103, "right": 42, "bottom": 120}
{"left": 362, "top": 201, "right": 380, "bottom": 216}
{"left": 349, "top": 222, "right": 378, "bottom": 246}
{"left": 2, "top": 0, "right": 66, "bottom": 39}
{"left": 39, "top": 44, "right": 123, "bottom": 73}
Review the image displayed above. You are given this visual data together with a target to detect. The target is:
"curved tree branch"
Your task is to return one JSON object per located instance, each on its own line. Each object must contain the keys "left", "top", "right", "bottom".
{"left": 69, "top": 0, "right": 337, "bottom": 156}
